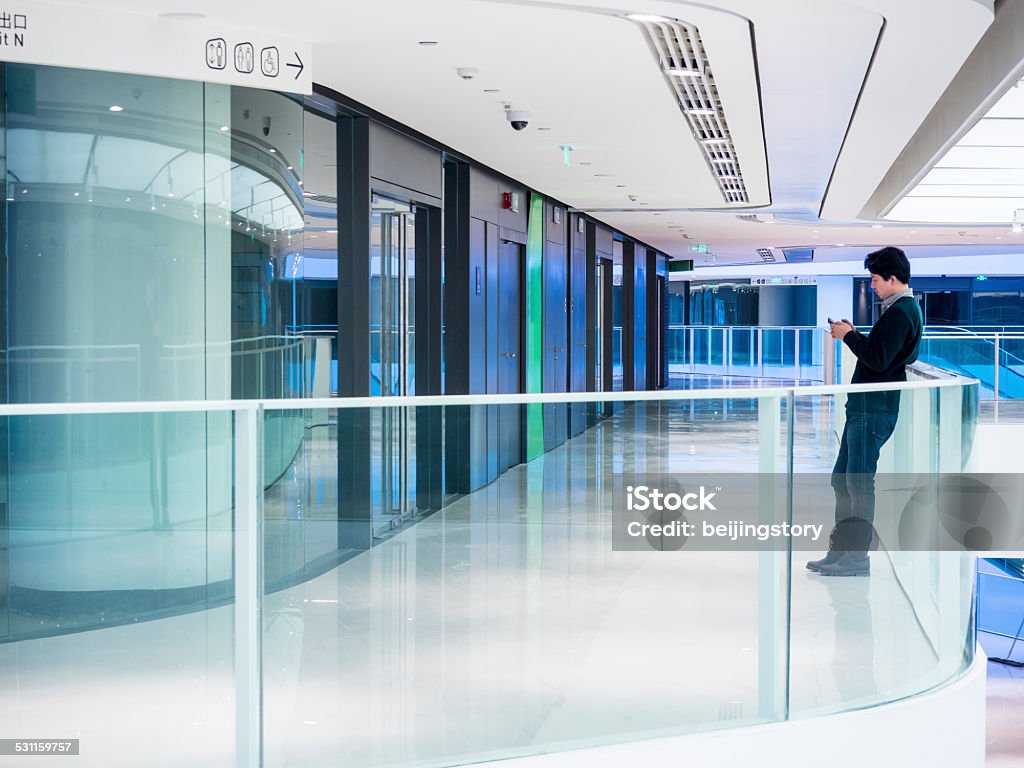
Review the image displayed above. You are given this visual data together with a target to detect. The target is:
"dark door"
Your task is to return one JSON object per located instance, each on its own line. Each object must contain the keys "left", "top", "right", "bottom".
{"left": 498, "top": 241, "right": 523, "bottom": 473}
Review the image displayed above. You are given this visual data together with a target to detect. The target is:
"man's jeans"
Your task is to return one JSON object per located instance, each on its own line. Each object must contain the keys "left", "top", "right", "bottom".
{"left": 830, "top": 409, "right": 899, "bottom": 551}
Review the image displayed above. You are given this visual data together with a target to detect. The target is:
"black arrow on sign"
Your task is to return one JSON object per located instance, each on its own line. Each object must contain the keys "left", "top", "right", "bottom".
{"left": 286, "top": 52, "right": 304, "bottom": 80}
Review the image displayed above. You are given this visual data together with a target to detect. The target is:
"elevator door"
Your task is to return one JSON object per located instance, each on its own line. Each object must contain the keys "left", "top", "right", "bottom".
{"left": 370, "top": 196, "right": 416, "bottom": 536}
{"left": 497, "top": 241, "right": 523, "bottom": 473}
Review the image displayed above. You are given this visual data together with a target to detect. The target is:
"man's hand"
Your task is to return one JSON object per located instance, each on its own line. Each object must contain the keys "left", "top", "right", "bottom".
{"left": 830, "top": 319, "right": 854, "bottom": 340}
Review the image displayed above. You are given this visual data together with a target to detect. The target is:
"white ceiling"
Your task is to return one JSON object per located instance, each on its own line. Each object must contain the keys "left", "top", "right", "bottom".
{"left": 48, "top": 0, "right": 1015, "bottom": 268}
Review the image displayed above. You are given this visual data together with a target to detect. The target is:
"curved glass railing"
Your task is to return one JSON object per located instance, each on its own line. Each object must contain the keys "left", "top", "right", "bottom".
{"left": 667, "top": 324, "right": 826, "bottom": 382}
{"left": 0, "top": 374, "right": 982, "bottom": 766}
{"left": 668, "top": 323, "right": 1024, "bottom": 400}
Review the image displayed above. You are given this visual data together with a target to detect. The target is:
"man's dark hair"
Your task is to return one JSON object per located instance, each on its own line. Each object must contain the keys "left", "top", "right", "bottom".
{"left": 864, "top": 246, "right": 911, "bottom": 285}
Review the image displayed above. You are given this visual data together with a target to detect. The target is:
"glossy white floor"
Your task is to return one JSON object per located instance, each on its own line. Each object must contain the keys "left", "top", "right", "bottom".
{"left": 0, "top": 396, "right": 976, "bottom": 767}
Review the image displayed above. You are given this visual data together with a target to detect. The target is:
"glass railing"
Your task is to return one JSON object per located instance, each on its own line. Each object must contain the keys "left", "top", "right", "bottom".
{"left": 0, "top": 375, "right": 981, "bottom": 767}
{"left": 667, "top": 325, "right": 833, "bottom": 383}
{"left": 669, "top": 323, "right": 1024, "bottom": 400}
{"left": 916, "top": 331, "right": 1024, "bottom": 400}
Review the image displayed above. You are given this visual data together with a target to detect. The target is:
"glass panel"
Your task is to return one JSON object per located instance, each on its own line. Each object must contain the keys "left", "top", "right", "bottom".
{"left": 709, "top": 327, "right": 724, "bottom": 365}
{"left": 731, "top": 327, "right": 753, "bottom": 369}
{"left": 788, "top": 381, "right": 978, "bottom": 718}
{"left": 295, "top": 109, "right": 339, "bottom": 396}
{"left": 262, "top": 394, "right": 791, "bottom": 767}
{"left": 2, "top": 65, "right": 231, "bottom": 404}
{"left": 0, "top": 410, "right": 235, "bottom": 765}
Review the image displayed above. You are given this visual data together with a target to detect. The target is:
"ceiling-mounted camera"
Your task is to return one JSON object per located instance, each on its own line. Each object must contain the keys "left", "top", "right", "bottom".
{"left": 505, "top": 108, "right": 531, "bottom": 131}
{"left": 456, "top": 66, "right": 479, "bottom": 80}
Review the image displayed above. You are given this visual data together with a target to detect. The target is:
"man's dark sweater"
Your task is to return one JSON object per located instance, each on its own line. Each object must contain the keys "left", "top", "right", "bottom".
{"left": 842, "top": 296, "right": 923, "bottom": 412}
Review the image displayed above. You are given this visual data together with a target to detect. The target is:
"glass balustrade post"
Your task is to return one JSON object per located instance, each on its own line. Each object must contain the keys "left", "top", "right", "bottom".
{"left": 725, "top": 327, "right": 731, "bottom": 375}
{"left": 994, "top": 333, "right": 1000, "bottom": 410}
{"left": 689, "top": 327, "right": 695, "bottom": 374}
{"left": 234, "top": 404, "right": 264, "bottom": 768}
{"left": 794, "top": 329, "right": 801, "bottom": 380}
{"left": 757, "top": 392, "right": 791, "bottom": 723}
{"left": 757, "top": 327, "right": 763, "bottom": 376}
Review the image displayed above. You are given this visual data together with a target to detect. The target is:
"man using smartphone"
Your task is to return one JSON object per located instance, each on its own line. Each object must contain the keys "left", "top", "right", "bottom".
{"left": 807, "top": 246, "right": 923, "bottom": 576}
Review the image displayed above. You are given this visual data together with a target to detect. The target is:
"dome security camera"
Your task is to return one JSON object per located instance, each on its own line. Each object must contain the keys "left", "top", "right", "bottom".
{"left": 506, "top": 109, "right": 531, "bottom": 131}
{"left": 456, "top": 66, "right": 479, "bottom": 80}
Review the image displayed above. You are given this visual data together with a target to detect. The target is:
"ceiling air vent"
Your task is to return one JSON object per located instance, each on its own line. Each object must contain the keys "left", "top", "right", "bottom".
{"left": 632, "top": 17, "right": 748, "bottom": 204}
{"left": 757, "top": 248, "right": 775, "bottom": 262}
{"left": 783, "top": 248, "right": 814, "bottom": 263}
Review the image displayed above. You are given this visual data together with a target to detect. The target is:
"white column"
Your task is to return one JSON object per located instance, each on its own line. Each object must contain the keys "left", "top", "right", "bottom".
{"left": 815, "top": 276, "right": 854, "bottom": 329}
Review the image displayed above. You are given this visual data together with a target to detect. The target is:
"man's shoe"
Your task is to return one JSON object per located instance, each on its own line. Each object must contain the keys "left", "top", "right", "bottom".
{"left": 816, "top": 551, "right": 870, "bottom": 577}
{"left": 806, "top": 549, "right": 842, "bottom": 572}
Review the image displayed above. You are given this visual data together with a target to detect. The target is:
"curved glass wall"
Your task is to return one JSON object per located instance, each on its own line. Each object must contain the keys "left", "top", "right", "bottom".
{"left": 0, "top": 64, "right": 324, "bottom": 641}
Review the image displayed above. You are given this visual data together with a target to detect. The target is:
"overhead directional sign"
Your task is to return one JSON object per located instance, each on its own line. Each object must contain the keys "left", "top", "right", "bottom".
{"left": 0, "top": 0, "right": 312, "bottom": 94}
{"left": 751, "top": 277, "right": 817, "bottom": 286}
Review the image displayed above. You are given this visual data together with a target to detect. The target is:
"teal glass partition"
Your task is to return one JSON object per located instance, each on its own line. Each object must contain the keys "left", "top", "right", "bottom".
{"left": 0, "top": 408, "right": 236, "bottom": 766}
{"left": 0, "top": 375, "right": 981, "bottom": 768}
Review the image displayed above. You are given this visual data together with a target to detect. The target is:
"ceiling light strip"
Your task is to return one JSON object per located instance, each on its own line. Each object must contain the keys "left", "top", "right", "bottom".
{"left": 636, "top": 18, "right": 748, "bottom": 203}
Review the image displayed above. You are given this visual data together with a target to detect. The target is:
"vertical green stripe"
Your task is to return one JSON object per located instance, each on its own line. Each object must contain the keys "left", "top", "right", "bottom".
{"left": 526, "top": 194, "right": 545, "bottom": 460}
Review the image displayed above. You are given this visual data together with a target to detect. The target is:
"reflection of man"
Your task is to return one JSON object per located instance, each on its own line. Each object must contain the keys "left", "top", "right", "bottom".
{"left": 807, "top": 247, "right": 922, "bottom": 576}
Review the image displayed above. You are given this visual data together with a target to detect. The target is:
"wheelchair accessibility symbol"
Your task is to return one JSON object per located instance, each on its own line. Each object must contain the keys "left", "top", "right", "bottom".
{"left": 261, "top": 47, "right": 280, "bottom": 77}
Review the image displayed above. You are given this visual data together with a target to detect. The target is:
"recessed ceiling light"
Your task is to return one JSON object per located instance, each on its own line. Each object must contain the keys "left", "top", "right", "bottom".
{"left": 835, "top": 243, "right": 846, "bottom": 247}
{"left": 108, "top": 105, "right": 124, "bottom": 112}
{"left": 418, "top": 41, "right": 438, "bottom": 46}
{"left": 269, "top": 148, "right": 276, "bottom": 153}
{"left": 287, "top": 165, "right": 293, "bottom": 170}
{"left": 220, "top": 125, "right": 229, "bottom": 132}
{"left": 871, "top": 224, "right": 883, "bottom": 228}
{"left": 157, "top": 11, "right": 206, "bottom": 20}
{"left": 667, "top": 68, "right": 703, "bottom": 78}
{"left": 627, "top": 14, "right": 670, "bottom": 23}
